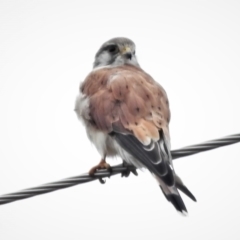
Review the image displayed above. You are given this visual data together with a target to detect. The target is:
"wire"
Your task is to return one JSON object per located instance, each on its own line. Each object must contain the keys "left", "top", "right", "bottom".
{"left": 0, "top": 133, "right": 239, "bottom": 206}
{"left": 171, "top": 133, "right": 240, "bottom": 159}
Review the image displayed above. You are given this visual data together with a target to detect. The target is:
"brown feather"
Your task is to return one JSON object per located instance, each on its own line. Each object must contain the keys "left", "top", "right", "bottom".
{"left": 81, "top": 65, "right": 170, "bottom": 144}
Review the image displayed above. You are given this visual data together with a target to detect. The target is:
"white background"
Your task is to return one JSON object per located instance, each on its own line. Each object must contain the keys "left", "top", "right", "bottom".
{"left": 1, "top": 1, "right": 240, "bottom": 239}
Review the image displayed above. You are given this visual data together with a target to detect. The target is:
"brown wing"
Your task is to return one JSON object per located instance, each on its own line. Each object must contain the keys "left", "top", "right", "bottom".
{"left": 81, "top": 64, "right": 171, "bottom": 145}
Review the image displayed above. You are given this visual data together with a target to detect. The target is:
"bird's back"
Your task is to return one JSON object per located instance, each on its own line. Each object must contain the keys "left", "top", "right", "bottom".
{"left": 80, "top": 64, "right": 171, "bottom": 145}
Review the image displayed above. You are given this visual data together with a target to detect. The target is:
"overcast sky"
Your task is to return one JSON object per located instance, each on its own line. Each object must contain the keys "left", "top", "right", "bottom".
{"left": 1, "top": 1, "right": 240, "bottom": 239}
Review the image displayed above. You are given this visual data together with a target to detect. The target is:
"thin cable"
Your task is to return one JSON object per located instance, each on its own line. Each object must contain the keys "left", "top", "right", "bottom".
{"left": 171, "top": 133, "right": 240, "bottom": 159}
{"left": 0, "top": 133, "right": 239, "bottom": 206}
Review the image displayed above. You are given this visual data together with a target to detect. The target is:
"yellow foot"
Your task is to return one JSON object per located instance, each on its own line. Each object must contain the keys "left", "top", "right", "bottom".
{"left": 89, "top": 159, "right": 111, "bottom": 176}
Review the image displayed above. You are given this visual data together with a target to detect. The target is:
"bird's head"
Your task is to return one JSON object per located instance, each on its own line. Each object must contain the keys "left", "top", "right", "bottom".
{"left": 93, "top": 37, "right": 139, "bottom": 68}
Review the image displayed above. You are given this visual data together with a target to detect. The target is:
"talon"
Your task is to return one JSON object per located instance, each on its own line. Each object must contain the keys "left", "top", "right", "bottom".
{"left": 121, "top": 162, "right": 138, "bottom": 178}
{"left": 132, "top": 169, "right": 138, "bottom": 176}
{"left": 99, "top": 178, "right": 106, "bottom": 184}
{"left": 89, "top": 166, "right": 98, "bottom": 176}
{"left": 121, "top": 169, "right": 130, "bottom": 178}
{"left": 88, "top": 159, "right": 111, "bottom": 176}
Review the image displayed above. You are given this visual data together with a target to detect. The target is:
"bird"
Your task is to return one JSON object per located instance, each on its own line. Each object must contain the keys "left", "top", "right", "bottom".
{"left": 75, "top": 37, "right": 196, "bottom": 214}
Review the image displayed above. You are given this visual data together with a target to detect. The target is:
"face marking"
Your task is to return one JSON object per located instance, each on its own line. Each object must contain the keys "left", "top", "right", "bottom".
{"left": 93, "top": 37, "right": 139, "bottom": 68}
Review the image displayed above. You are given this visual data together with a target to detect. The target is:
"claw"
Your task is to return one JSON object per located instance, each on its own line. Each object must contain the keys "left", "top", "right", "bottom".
{"left": 121, "top": 169, "right": 130, "bottom": 178}
{"left": 99, "top": 178, "right": 106, "bottom": 184}
{"left": 131, "top": 168, "right": 138, "bottom": 176}
{"left": 89, "top": 159, "right": 111, "bottom": 176}
{"left": 89, "top": 159, "right": 112, "bottom": 185}
{"left": 121, "top": 162, "right": 138, "bottom": 178}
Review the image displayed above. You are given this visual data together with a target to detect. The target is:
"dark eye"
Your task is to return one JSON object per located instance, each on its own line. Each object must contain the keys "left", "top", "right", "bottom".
{"left": 133, "top": 50, "right": 136, "bottom": 55}
{"left": 107, "top": 45, "right": 118, "bottom": 53}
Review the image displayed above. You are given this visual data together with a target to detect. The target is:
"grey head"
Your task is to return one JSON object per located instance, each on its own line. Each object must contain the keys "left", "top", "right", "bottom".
{"left": 93, "top": 37, "right": 140, "bottom": 68}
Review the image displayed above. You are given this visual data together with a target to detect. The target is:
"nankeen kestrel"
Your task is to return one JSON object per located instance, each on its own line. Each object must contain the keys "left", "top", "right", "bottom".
{"left": 75, "top": 37, "right": 196, "bottom": 214}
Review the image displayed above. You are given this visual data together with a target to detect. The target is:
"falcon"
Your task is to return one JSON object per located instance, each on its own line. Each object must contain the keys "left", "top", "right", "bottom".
{"left": 75, "top": 37, "right": 196, "bottom": 214}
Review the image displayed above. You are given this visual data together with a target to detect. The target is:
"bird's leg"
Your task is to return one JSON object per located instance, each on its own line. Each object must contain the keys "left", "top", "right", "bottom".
{"left": 121, "top": 161, "right": 138, "bottom": 178}
{"left": 89, "top": 158, "right": 111, "bottom": 176}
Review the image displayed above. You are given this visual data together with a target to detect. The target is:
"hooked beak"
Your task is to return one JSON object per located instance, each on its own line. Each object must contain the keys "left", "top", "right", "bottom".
{"left": 120, "top": 46, "right": 132, "bottom": 60}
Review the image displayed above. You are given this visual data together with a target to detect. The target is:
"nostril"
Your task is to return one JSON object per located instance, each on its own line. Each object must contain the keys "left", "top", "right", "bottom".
{"left": 125, "top": 53, "right": 132, "bottom": 60}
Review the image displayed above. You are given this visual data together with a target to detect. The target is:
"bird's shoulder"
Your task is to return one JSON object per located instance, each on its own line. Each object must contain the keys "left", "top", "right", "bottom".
{"left": 81, "top": 65, "right": 165, "bottom": 97}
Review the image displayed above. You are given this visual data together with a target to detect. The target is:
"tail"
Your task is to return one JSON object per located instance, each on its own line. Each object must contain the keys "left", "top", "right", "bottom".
{"left": 175, "top": 174, "right": 197, "bottom": 202}
{"left": 158, "top": 174, "right": 196, "bottom": 214}
{"left": 112, "top": 129, "right": 196, "bottom": 214}
{"left": 157, "top": 130, "right": 196, "bottom": 214}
